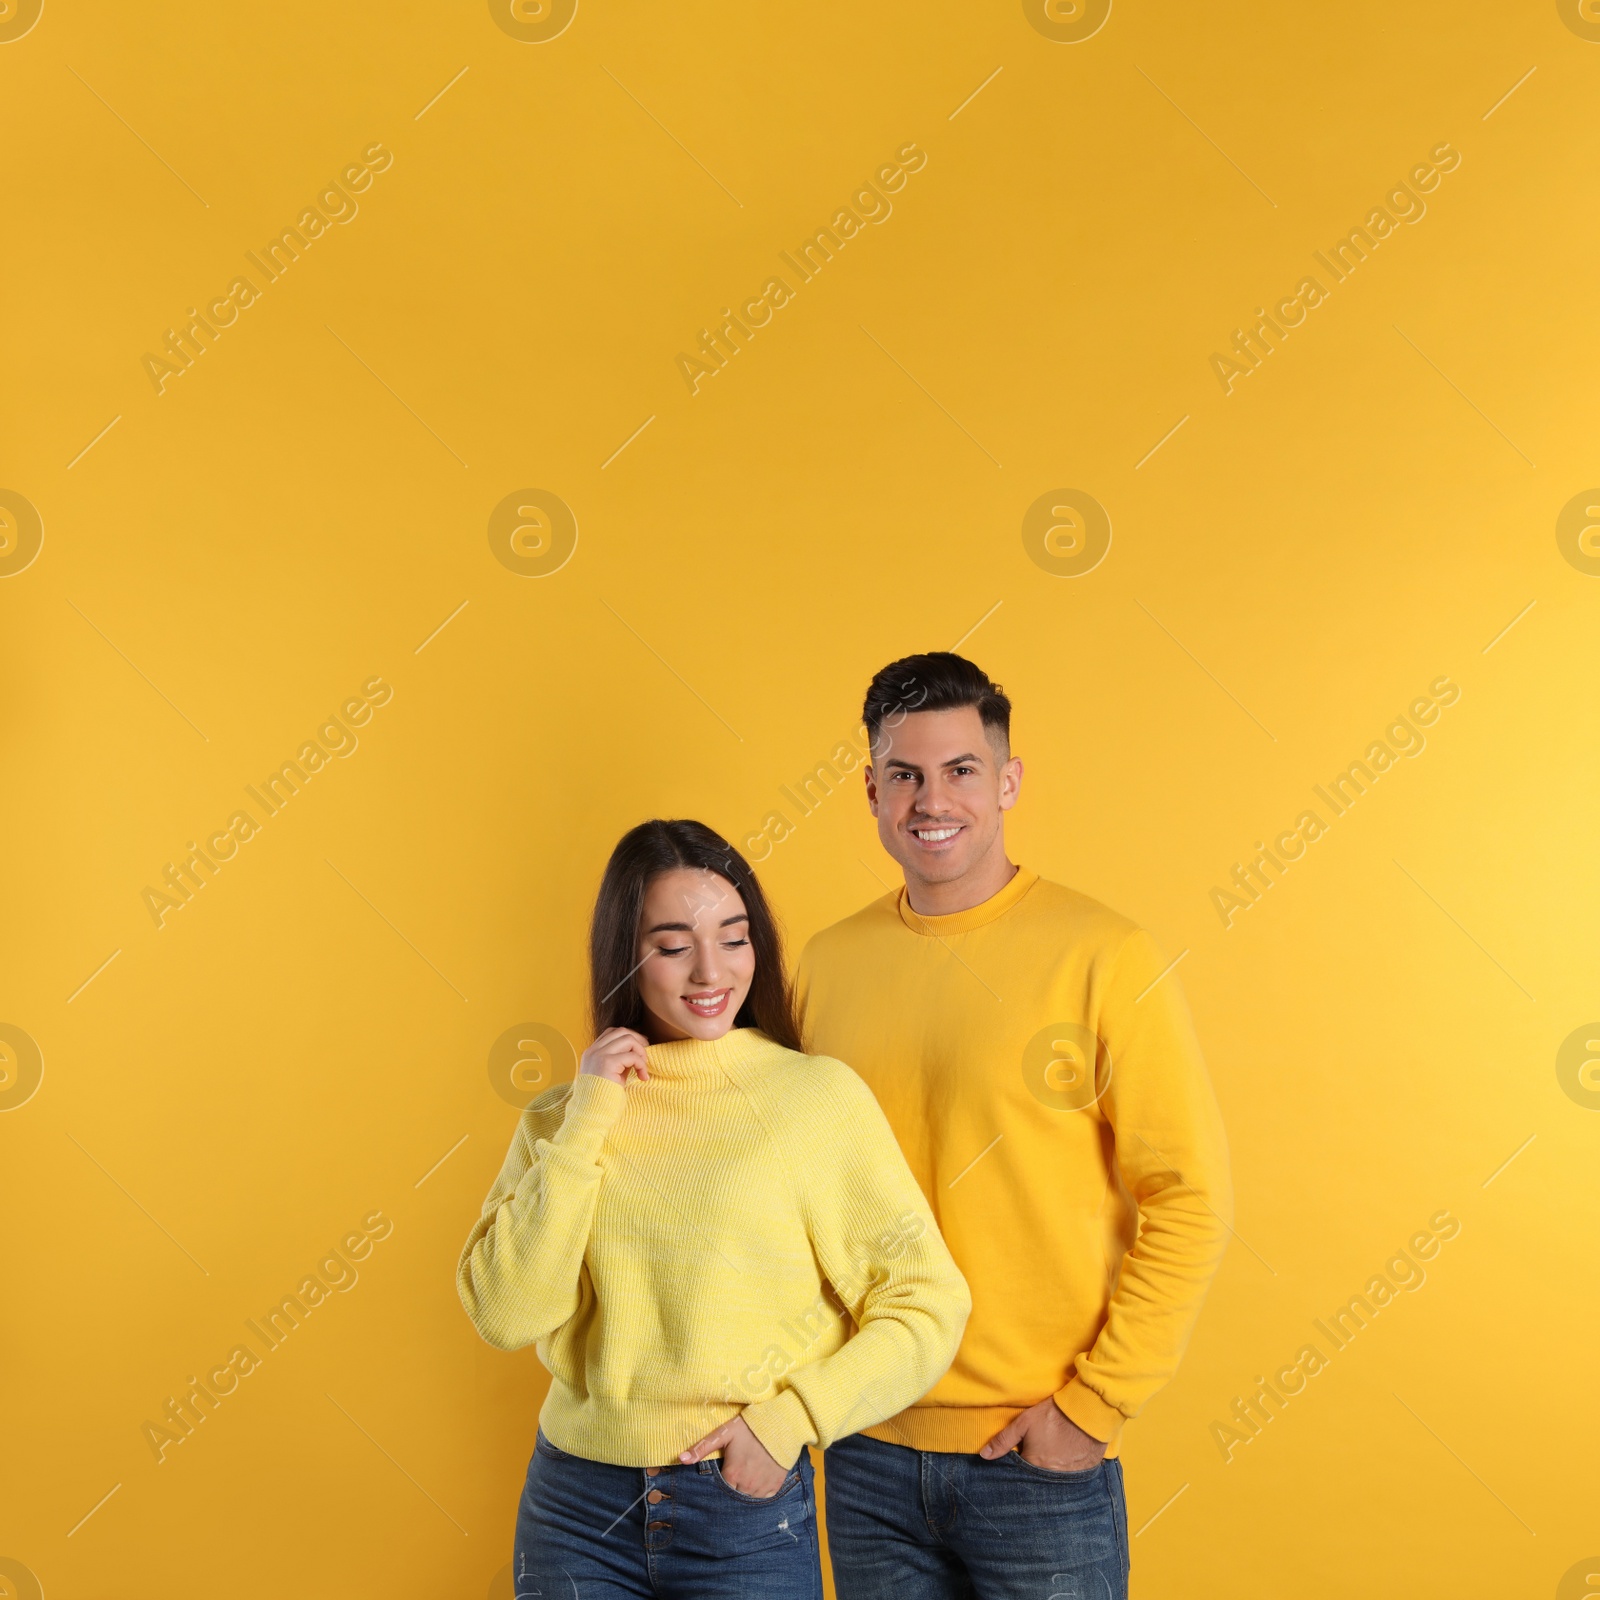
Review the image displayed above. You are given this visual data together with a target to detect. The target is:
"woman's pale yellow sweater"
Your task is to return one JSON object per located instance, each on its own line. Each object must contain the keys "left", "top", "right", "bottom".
{"left": 457, "top": 1028, "right": 971, "bottom": 1470}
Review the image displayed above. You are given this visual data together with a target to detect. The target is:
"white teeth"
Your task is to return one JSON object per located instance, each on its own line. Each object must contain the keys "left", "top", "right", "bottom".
{"left": 914, "top": 826, "right": 960, "bottom": 842}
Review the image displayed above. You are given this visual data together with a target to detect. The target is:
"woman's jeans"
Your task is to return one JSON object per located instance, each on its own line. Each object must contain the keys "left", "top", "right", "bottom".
{"left": 823, "top": 1431, "right": 1129, "bottom": 1600}
{"left": 514, "top": 1427, "right": 822, "bottom": 1599}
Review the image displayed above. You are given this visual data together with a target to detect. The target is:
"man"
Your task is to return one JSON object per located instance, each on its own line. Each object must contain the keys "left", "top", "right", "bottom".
{"left": 798, "top": 652, "right": 1231, "bottom": 1600}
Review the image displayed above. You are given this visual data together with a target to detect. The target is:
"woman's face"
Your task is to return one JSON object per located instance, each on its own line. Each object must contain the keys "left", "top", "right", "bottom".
{"left": 634, "top": 868, "right": 756, "bottom": 1043}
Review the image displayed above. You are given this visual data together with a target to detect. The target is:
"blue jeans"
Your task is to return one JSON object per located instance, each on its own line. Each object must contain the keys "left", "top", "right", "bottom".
{"left": 823, "top": 1432, "right": 1129, "bottom": 1600}
{"left": 514, "top": 1427, "right": 823, "bottom": 1599}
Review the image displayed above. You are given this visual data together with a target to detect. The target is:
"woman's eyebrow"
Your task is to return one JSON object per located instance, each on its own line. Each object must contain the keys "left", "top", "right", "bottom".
{"left": 645, "top": 912, "right": 750, "bottom": 934}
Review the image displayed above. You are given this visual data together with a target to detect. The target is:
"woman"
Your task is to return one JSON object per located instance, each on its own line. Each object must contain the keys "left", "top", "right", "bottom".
{"left": 458, "top": 819, "right": 970, "bottom": 1599}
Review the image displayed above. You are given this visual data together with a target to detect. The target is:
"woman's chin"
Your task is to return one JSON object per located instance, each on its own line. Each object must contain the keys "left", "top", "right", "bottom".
{"left": 644, "top": 1004, "right": 737, "bottom": 1044}
{"left": 679, "top": 1012, "right": 735, "bottom": 1041}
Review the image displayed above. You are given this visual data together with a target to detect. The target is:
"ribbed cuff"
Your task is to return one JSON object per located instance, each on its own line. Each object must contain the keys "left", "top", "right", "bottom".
{"left": 1054, "top": 1377, "right": 1126, "bottom": 1446}
{"left": 741, "top": 1387, "right": 816, "bottom": 1471}
{"left": 548, "top": 1073, "right": 627, "bottom": 1160}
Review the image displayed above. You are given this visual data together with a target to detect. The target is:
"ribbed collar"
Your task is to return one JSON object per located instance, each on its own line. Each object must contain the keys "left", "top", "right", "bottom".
{"left": 644, "top": 1026, "right": 765, "bottom": 1081}
{"left": 895, "top": 865, "right": 1038, "bottom": 937}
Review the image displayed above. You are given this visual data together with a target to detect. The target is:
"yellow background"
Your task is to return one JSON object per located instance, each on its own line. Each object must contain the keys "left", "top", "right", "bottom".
{"left": 3, "top": 1, "right": 1597, "bottom": 1595}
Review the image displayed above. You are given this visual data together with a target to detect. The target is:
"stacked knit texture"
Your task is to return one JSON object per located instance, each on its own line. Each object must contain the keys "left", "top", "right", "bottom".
{"left": 458, "top": 1027, "right": 971, "bottom": 1469}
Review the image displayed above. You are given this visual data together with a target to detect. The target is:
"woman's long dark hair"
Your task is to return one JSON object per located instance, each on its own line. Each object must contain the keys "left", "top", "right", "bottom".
{"left": 589, "top": 819, "right": 803, "bottom": 1051}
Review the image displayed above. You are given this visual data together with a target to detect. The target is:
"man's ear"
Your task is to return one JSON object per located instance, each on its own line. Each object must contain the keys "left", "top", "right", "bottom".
{"left": 863, "top": 764, "right": 880, "bottom": 816}
{"left": 999, "top": 755, "right": 1023, "bottom": 811}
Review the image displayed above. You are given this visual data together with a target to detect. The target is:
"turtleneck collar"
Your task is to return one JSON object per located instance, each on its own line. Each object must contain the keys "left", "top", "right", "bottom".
{"left": 895, "top": 865, "right": 1039, "bottom": 937}
{"left": 644, "top": 1026, "right": 765, "bottom": 1081}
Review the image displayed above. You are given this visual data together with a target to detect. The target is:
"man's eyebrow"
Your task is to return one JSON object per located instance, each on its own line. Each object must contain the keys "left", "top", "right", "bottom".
{"left": 883, "top": 753, "right": 985, "bottom": 770}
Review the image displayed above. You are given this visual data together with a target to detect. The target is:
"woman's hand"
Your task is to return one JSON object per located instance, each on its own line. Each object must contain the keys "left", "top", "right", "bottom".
{"left": 578, "top": 1028, "right": 651, "bottom": 1086}
{"left": 679, "top": 1414, "right": 789, "bottom": 1498}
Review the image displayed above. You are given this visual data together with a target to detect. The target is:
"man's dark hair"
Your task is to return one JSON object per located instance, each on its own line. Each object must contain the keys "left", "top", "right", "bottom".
{"left": 862, "top": 652, "right": 1011, "bottom": 757}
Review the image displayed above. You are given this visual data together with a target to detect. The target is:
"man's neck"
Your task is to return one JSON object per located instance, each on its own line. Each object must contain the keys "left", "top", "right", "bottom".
{"left": 903, "top": 851, "right": 1020, "bottom": 918}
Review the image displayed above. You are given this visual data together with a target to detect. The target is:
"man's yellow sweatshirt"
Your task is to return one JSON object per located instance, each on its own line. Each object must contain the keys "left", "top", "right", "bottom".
{"left": 457, "top": 1028, "right": 971, "bottom": 1470}
{"left": 797, "top": 866, "right": 1231, "bottom": 1457}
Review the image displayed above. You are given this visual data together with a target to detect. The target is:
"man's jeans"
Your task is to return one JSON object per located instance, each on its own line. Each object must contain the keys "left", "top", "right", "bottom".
{"left": 515, "top": 1428, "right": 823, "bottom": 1599}
{"left": 823, "top": 1432, "right": 1129, "bottom": 1600}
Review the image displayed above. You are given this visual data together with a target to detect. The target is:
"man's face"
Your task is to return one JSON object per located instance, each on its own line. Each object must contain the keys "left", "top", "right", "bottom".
{"left": 866, "top": 706, "right": 1022, "bottom": 890}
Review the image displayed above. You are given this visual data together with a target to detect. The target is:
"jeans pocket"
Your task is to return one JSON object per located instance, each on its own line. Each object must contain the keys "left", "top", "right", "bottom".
{"left": 697, "top": 1457, "right": 817, "bottom": 1563}
{"left": 534, "top": 1427, "right": 576, "bottom": 1462}
{"left": 710, "top": 1458, "right": 801, "bottom": 1504}
{"left": 1003, "top": 1450, "right": 1106, "bottom": 1482}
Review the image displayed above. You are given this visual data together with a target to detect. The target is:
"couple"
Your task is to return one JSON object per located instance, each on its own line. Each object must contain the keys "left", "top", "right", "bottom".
{"left": 457, "top": 652, "right": 1232, "bottom": 1600}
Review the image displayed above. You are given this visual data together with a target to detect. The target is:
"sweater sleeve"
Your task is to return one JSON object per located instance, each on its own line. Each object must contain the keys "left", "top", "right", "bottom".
{"left": 456, "top": 1073, "right": 627, "bottom": 1351}
{"left": 741, "top": 1062, "right": 972, "bottom": 1469}
{"left": 1055, "top": 928, "right": 1233, "bottom": 1444}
